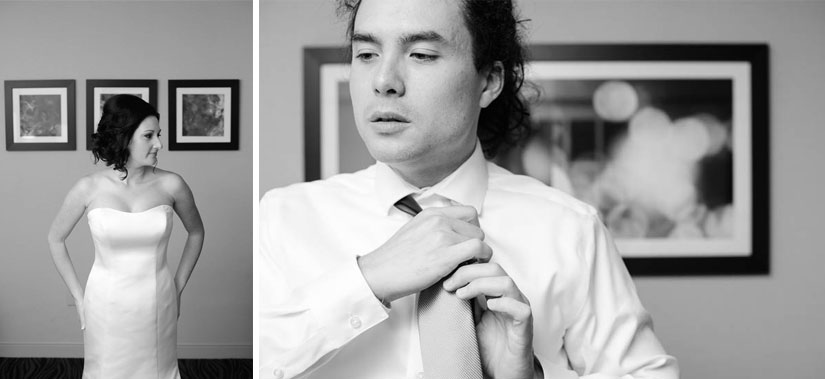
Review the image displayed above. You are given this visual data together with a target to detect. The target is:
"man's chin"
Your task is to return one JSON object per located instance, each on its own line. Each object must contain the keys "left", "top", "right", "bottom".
{"left": 367, "top": 145, "right": 421, "bottom": 166}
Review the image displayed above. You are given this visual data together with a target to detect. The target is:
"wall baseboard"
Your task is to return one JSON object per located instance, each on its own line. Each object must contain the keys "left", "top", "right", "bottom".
{"left": 0, "top": 343, "right": 252, "bottom": 359}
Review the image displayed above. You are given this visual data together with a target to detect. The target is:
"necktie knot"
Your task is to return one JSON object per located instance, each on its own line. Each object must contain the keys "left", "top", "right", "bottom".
{"left": 394, "top": 194, "right": 423, "bottom": 217}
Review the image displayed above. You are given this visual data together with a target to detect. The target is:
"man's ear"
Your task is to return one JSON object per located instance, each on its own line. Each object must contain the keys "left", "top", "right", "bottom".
{"left": 479, "top": 61, "right": 505, "bottom": 109}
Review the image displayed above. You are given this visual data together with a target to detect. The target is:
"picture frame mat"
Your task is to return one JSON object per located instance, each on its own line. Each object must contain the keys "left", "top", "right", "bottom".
{"left": 12, "top": 87, "right": 69, "bottom": 143}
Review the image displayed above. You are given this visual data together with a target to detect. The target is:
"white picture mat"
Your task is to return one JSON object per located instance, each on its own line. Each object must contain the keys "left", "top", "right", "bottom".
{"left": 320, "top": 64, "right": 351, "bottom": 179}
{"left": 176, "top": 87, "right": 232, "bottom": 143}
{"left": 528, "top": 61, "right": 752, "bottom": 257}
{"left": 12, "top": 87, "right": 69, "bottom": 143}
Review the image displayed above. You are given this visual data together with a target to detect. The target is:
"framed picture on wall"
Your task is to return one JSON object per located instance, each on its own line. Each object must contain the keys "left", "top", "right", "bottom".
{"left": 85, "top": 79, "right": 158, "bottom": 150}
{"left": 303, "top": 44, "right": 770, "bottom": 276}
{"left": 4, "top": 80, "right": 76, "bottom": 151}
{"left": 303, "top": 47, "right": 373, "bottom": 180}
{"left": 168, "top": 79, "right": 240, "bottom": 150}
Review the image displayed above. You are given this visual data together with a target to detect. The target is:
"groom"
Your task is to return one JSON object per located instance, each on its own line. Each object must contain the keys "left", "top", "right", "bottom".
{"left": 259, "top": 0, "right": 679, "bottom": 378}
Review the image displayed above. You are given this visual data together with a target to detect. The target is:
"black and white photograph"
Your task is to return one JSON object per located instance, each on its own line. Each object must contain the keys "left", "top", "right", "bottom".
{"left": 2, "top": 0, "right": 824, "bottom": 378}
{"left": 515, "top": 78, "right": 737, "bottom": 238}
{"left": 262, "top": 1, "right": 823, "bottom": 379}
{"left": 168, "top": 79, "right": 239, "bottom": 151}
{"left": 4, "top": 79, "right": 76, "bottom": 151}
{"left": 0, "top": 1, "right": 251, "bottom": 377}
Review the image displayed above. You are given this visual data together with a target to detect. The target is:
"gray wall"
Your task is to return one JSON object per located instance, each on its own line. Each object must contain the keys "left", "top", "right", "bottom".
{"left": 0, "top": 1, "right": 252, "bottom": 358}
{"left": 260, "top": 0, "right": 825, "bottom": 377}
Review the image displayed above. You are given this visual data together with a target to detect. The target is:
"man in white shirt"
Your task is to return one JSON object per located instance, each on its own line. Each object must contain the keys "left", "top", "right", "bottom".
{"left": 260, "top": 0, "right": 679, "bottom": 378}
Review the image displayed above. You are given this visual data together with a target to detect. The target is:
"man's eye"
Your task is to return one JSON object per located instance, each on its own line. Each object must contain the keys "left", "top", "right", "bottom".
{"left": 410, "top": 53, "right": 437, "bottom": 62}
{"left": 355, "top": 52, "right": 377, "bottom": 62}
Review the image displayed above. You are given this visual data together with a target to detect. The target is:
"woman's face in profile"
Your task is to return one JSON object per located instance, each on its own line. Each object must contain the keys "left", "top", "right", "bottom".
{"left": 127, "top": 116, "right": 163, "bottom": 168}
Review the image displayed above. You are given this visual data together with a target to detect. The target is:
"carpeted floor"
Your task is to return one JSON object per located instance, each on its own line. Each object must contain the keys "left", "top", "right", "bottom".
{"left": 0, "top": 358, "right": 251, "bottom": 379}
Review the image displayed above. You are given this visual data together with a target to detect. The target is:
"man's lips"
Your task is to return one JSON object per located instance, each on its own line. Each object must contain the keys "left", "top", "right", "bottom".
{"left": 369, "top": 111, "right": 410, "bottom": 123}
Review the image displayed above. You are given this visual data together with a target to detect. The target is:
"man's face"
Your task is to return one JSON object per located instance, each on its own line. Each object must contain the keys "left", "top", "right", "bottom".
{"left": 349, "top": 0, "right": 487, "bottom": 172}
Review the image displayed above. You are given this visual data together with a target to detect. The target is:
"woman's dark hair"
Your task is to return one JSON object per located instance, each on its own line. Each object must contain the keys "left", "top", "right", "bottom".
{"left": 337, "top": 0, "right": 532, "bottom": 159}
{"left": 91, "top": 94, "right": 159, "bottom": 179}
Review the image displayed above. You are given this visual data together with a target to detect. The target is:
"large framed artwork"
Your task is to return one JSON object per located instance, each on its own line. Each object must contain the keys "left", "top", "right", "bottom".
{"left": 85, "top": 79, "right": 158, "bottom": 150}
{"left": 4, "top": 80, "right": 76, "bottom": 151}
{"left": 168, "top": 79, "right": 240, "bottom": 150}
{"left": 304, "top": 44, "right": 770, "bottom": 275}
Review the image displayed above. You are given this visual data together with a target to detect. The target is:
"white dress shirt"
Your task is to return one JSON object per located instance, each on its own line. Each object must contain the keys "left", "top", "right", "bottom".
{"left": 259, "top": 142, "right": 679, "bottom": 379}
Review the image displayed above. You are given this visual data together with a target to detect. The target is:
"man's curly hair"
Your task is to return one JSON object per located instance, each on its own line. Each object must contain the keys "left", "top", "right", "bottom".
{"left": 91, "top": 94, "right": 159, "bottom": 180}
{"left": 337, "top": 0, "right": 532, "bottom": 159}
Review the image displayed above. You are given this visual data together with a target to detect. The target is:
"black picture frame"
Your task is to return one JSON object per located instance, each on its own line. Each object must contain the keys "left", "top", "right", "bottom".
{"left": 303, "top": 44, "right": 769, "bottom": 276}
{"left": 168, "top": 79, "right": 240, "bottom": 151}
{"left": 4, "top": 79, "right": 76, "bottom": 151}
{"left": 85, "top": 79, "right": 158, "bottom": 150}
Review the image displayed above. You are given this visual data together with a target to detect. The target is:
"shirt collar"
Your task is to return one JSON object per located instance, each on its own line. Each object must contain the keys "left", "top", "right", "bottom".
{"left": 375, "top": 141, "right": 488, "bottom": 215}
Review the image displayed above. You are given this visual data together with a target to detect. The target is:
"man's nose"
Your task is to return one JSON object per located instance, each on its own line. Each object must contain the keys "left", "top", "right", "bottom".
{"left": 373, "top": 56, "right": 405, "bottom": 96}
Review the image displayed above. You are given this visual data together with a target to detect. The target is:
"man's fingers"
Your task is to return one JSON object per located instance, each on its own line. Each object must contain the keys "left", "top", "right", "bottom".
{"left": 447, "top": 217, "right": 485, "bottom": 240}
{"left": 443, "top": 262, "right": 505, "bottom": 291}
{"left": 485, "top": 296, "right": 532, "bottom": 325}
{"left": 446, "top": 238, "right": 492, "bottom": 269}
{"left": 454, "top": 275, "right": 524, "bottom": 302}
{"left": 423, "top": 205, "right": 480, "bottom": 226}
{"left": 415, "top": 206, "right": 483, "bottom": 240}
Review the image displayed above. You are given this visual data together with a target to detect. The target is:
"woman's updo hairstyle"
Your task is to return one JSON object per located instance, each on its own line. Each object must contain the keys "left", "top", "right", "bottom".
{"left": 91, "top": 94, "right": 159, "bottom": 179}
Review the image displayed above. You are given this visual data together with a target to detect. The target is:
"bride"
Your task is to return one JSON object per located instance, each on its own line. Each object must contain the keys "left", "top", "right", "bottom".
{"left": 47, "top": 94, "right": 205, "bottom": 378}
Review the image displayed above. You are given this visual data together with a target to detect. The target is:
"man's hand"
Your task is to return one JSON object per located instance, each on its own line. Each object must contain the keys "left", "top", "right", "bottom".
{"left": 358, "top": 205, "right": 492, "bottom": 303}
{"left": 444, "top": 263, "right": 535, "bottom": 379}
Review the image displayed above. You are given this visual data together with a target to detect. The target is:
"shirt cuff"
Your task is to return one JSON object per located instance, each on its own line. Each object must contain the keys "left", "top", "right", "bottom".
{"left": 302, "top": 255, "right": 390, "bottom": 348}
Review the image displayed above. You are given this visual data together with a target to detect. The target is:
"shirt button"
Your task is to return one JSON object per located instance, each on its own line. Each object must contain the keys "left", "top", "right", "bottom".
{"left": 273, "top": 368, "right": 284, "bottom": 379}
{"left": 349, "top": 315, "right": 362, "bottom": 329}
{"left": 417, "top": 372, "right": 425, "bottom": 379}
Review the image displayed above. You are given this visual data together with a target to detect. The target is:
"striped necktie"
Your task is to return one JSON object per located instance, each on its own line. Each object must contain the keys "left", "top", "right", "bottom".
{"left": 394, "top": 194, "right": 483, "bottom": 379}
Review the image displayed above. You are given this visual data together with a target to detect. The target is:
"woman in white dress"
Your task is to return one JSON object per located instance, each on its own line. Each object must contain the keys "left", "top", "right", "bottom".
{"left": 48, "top": 94, "right": 205, "bottom": 378}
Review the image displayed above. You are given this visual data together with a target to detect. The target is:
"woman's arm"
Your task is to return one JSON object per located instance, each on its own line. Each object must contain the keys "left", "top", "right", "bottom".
{"left": 47, "top": 177, "right": 91, "bottom": 328}
{"left": 168, "top": 173, "right": 205, "bottom": 304}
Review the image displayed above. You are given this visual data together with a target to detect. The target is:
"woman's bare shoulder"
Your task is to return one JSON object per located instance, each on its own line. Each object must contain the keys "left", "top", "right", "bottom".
{"left": 73, "top": 170, "right": 111, "bottom": 192}
{"left": 63, "top": 170, "right": 113, "bottom": 206}
{"left": 152, "top": 168, "right": 189, "bottom": 192}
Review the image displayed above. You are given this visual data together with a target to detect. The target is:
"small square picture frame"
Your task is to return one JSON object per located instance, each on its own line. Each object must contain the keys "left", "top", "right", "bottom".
{"left": 4, "top": 79, "right": 76, "bottom": 151}
{"left": 168, "top": 79, "right": 240, "bottom": 150}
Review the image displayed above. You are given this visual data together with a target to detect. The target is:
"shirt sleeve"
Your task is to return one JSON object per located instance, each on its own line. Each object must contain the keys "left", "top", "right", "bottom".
{"left": 258, "top": 192, "right": 390, "bottom": 379}
{"left": 540, "top": 213, "right": 679, "bottom": 379}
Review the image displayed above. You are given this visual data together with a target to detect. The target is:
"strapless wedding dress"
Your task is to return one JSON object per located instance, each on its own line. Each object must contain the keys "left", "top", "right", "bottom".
{"left": 83, "top": 204, "right": 180, "bottom": 379}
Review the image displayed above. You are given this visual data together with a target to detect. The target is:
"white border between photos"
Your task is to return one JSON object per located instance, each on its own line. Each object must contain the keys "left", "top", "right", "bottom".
{"left": 252, "top": 0, "right": 260, "bottom": 377}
